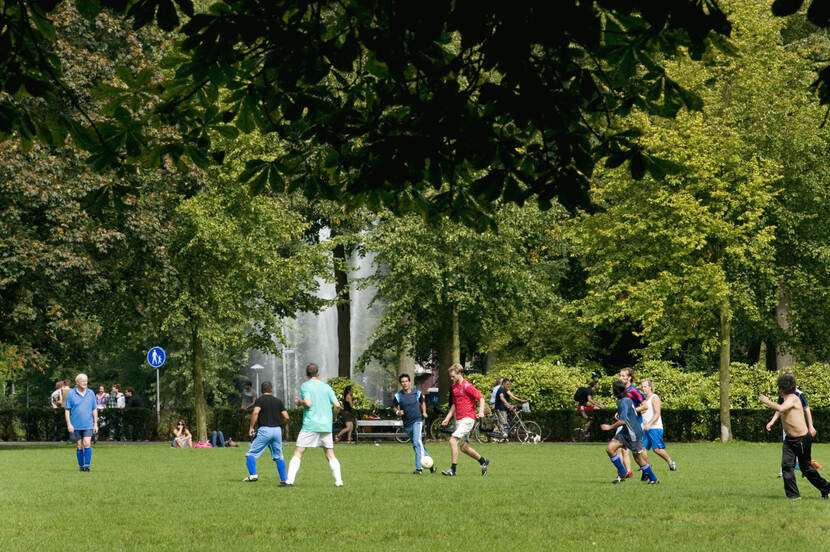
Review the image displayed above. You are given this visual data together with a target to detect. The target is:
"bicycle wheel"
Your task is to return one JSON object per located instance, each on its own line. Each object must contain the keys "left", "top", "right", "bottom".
{"left": 473, "top": 420, "right": 491, "bottom": 444}
{"left": 395, "top": 427, "right": 411, "bottom": 443}
{"left": 517, "top": 421, "right": 543, "bottom": 444}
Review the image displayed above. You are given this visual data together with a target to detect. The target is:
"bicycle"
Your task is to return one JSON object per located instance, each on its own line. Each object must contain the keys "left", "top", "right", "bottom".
{"left": 474, "top": 407, "right": 542, "bottom": 444}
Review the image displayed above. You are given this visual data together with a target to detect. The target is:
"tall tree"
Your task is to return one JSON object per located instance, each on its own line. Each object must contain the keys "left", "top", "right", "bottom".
{"left": 361, "top": 203, "right": 567, "bottom": 402}
{"left": 161, "top": 184, "right": 328, "bottom": 440}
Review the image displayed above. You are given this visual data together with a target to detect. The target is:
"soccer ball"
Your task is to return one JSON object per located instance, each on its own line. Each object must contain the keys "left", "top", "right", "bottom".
{"left": 421, "top": 455, "right": 434, "bottom": 469}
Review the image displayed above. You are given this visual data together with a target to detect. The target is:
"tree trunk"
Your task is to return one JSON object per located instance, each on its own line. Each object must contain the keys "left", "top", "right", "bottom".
{"left": 398, "top": 347, "right": 415, "bottom": 379}
{"left": 437, "top": 305, "right": 460, "bottom": 405}
{"left": 775, "top": 289, "right": 793, "bottom": 372}
{"left": 191, "top": 324, "right": 209, "bottom": 443}
{"left": 333, "top": 237, "right": 351, "bottom": 379}
{"left": 718, "top": 301, "right": 732, "bottom": 443}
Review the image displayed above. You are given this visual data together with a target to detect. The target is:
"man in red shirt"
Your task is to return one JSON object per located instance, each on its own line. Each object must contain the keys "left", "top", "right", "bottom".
{"left": 440, "top": 364, "right": 490, "bottom": 476}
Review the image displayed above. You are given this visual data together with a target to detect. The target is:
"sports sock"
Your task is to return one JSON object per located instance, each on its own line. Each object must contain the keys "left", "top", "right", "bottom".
{"left": 76, "top": 449, "right": 84, "bottom": 468}
{"left": 276, "top": 458, "right": 287, "bottom": 481}
{"left": 641, "top": 463, "right": 657, "bottom": 482}
{"left": 329, "top": 457, "right": 342, "bottom": 483}
{"left": 610, "top": 454, "right": 625, "bottom": 477}
{"left": 246, "top": 455, "right": 257, "bottom": 476}
{"left": 451, "top": 463, "right": 457, "bottom": 474}
{"left": 84, "top": 447, "right": 92, "bottom": 468}
{"left": 286, "top": 456, "right": 301, "bottom": 484}
{"left": 478, "top": 457, "right": 486, "bottom": 465}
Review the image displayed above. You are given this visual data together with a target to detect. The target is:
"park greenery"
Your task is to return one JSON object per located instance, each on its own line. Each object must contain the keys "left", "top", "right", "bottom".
{"left": 5, "top": 1, "right": 830, "bottom": 442}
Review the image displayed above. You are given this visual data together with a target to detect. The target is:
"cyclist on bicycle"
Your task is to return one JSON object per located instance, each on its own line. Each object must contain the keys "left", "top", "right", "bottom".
{"left": 574, "top": 380, "right": 603, "bottom": 435}
{"left": 494, "top": 378, "right": 528, "bottom": 439}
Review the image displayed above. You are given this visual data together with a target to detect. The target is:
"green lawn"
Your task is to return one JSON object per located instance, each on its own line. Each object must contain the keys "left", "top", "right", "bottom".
{"left": 2, "top": 441, "right": 829, "bottom": 551}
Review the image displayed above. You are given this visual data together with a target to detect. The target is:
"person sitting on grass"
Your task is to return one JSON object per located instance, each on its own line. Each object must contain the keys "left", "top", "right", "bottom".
{"left": 600, "top": 379, "right": 658, "bottom": 485}
{"left": 172, "top": 420, "right": 192, "bottom": 448}
{"left": 759, "top": 373, "right": 830, "bottom": 500}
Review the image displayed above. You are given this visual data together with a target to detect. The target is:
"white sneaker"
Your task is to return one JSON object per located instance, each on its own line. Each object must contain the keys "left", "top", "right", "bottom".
{"left": 242, "top": 475, "right": 258, "bottom": 482}
{"left": 334, "top": 481, "right": 344, "bottom": 487}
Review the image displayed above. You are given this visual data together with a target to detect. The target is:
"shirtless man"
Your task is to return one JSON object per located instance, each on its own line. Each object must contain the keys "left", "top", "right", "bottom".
{"left": 759, "top": 373, "right": 830, "bottom": 500}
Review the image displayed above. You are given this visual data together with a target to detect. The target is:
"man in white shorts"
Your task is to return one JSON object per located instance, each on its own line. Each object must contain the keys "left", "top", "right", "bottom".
{"left": 284, "top": 363, "right": 343, "bottom": 487}
{"left": 440, "top": 363, "right": 490, "bottom": 476}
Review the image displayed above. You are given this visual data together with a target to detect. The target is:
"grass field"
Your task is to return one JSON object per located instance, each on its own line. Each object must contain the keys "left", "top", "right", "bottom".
{"left": 2, "top": 440, "right": 830, "bottom": 551}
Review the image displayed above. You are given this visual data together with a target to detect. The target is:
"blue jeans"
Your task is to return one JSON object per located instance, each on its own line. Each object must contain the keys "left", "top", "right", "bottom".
{"left": 210, "top": 430, "right": 226, "bottom": 448}
{"left": 246, "top": 426, "right": 284, "bottom": 460}
{"left": 405, "top": 421, "right": 429, "bottom": 470}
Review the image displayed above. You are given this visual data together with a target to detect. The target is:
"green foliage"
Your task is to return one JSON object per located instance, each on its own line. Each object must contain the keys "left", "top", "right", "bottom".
{"left": 474, "top": 357, "right": 830, "bottom": 410}
{"left": 326, "top": 377, "right": 378, "bottom": 411}
{"left": 359, "top": 203, "right": 568, "bottom": 370}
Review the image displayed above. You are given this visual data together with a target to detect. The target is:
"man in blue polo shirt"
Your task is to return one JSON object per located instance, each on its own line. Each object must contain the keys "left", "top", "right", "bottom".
{"left": 64, "top": 373, "right": 98, "bottom": 472}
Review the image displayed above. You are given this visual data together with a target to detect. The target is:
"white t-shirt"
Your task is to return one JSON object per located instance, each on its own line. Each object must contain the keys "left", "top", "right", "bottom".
{"left": 642, "top": 395, "right": 663, "bottom": 430}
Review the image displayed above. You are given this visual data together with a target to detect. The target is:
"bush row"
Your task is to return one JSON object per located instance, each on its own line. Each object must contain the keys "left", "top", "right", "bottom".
{"left": 4, "top": 407, "right": 830, "bottom": 443}
{"left": 468, "top": 358, "right": 830, "bottom": 410}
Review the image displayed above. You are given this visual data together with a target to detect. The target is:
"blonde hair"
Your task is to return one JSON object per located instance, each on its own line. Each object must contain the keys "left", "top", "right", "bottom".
{"left": 448, "top": 363, "right": 463, "bottom": 376}
{"left": 640, "top": 379, "right": 653, "bottom": 392}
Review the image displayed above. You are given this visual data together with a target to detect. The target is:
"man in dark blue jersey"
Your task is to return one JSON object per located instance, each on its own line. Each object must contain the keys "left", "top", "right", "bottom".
{"left": 601, "top": 380, "right": 658, "bottom": 485}
{"left": 394, "top": 374, "right": 434, "bottom": 474}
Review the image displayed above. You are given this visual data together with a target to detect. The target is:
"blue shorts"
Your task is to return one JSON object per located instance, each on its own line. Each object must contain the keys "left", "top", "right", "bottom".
{"left": 246, "top": 426, "right": 284, "bottom": 461}
{"left": 612, "top": 430, "right": 643, "bottom": 454}
{"left": 643, "top": 429, "right": 665, "bottom": 450}
{"left": 70, "top": 429, "right": 94, "bottom": 441}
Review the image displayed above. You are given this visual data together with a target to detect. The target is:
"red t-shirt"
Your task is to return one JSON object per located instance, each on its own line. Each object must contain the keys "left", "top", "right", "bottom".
{"left": 451, "top": 380, "right": 483, "bottom": 420}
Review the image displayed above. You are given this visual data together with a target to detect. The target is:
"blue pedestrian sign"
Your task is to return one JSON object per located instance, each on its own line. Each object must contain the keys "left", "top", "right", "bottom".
{"left": 147, "top": 346, "right": 166, "bottom": 368}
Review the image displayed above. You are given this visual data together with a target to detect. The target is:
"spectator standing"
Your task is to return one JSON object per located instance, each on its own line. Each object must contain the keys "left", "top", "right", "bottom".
{"left": 241, "top": 381, "right": 255, "bottom": 410}
{"left": 64, "top": 374, "right": 98, "bottom": 472}
{"left": 284, "top": 363, "right": 343, "bottom": 487}
{"left": 574, "top": 380, "right": 603, "bottom": 435}
{"left": 243, "top": 381, "right": 290, "bottom": 483}
{"left": 51, "top": 380, "right": 65, "bottom": 441}
{"left": 334, "top": 386, "right": 355, "bottom": 443}
{"left": 124, "top": 388, "right": 147, "bottom": 440}
{"left": 105, "top": 384, "right": 121, "bottom": 440}
{"left": 95, "top": 386, "right": 108, "bottom": 409}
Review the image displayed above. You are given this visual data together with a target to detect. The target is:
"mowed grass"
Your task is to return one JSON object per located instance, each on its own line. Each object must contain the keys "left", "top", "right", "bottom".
{"left": 3, "top": 440, "right": 830, "bottom": 551}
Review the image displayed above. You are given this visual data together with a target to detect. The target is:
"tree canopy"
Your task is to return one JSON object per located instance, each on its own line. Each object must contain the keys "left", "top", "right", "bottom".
{"left": 2, "top": 1, "right": 735, "bottom": 224}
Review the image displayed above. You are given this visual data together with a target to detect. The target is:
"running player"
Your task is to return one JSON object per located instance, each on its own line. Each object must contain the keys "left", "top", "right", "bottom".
{"left": 618, "top": 368, "right": 644, "bottom": 478}
{"left": 601, "top": 380, "right": 658, "bottom": 485}
{"left": 766, "top": 372, "right": 815, "bottom": 477}
{"left": 243, "top": 381, "right": 289, "bottom": 483}
{"left": 759, "top": 373, "right": 830, "bottom": 500}
{"left": 440, "top": 364, "right": 490, "bottom": 477}
{"left": 639, "top": 379, "right": 676, "bottom": 478}
{"left": 393, "top": 373, "right": 434, "bottom": 474}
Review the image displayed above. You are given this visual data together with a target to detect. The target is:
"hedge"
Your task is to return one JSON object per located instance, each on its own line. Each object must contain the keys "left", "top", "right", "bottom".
{"left": 4, "top": 407, "right": 830, "bottom": 443}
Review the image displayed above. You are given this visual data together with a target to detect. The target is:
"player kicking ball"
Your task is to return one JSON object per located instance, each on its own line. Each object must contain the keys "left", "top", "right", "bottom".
{"left": 601, "top": 380, "right": 658, "bottom": 485}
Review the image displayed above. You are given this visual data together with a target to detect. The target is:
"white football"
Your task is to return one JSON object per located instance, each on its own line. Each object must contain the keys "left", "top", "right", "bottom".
{"left": 420, "top": 455, "right": 434, "bottom": 469}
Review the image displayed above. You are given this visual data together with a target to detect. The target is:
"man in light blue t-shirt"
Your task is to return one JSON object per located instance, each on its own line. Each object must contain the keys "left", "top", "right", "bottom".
{"left": 284, "top": 363, "right": 343, "bottom": 487}
{"left": 64, "top": 373, "right": 98, "bottom": 472}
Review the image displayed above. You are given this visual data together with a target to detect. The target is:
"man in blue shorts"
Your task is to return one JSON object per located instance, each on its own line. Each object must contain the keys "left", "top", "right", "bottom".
{"left": 639, "top": 379, "right": 676, "bottom": 478}
{"left": 393, "top": 373, "right": 434, "bottom": 474}
{"left": 243, "top": 381, "right": 289, "bottom": 483}
{"left": 601, "top": 380, "right": 658, "bottom": 484}
{"left": 285, "top": 363, "right": 343, "bottom": 487}
{"left": 64, "top": 373, "right": 98, "bottom": 472}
